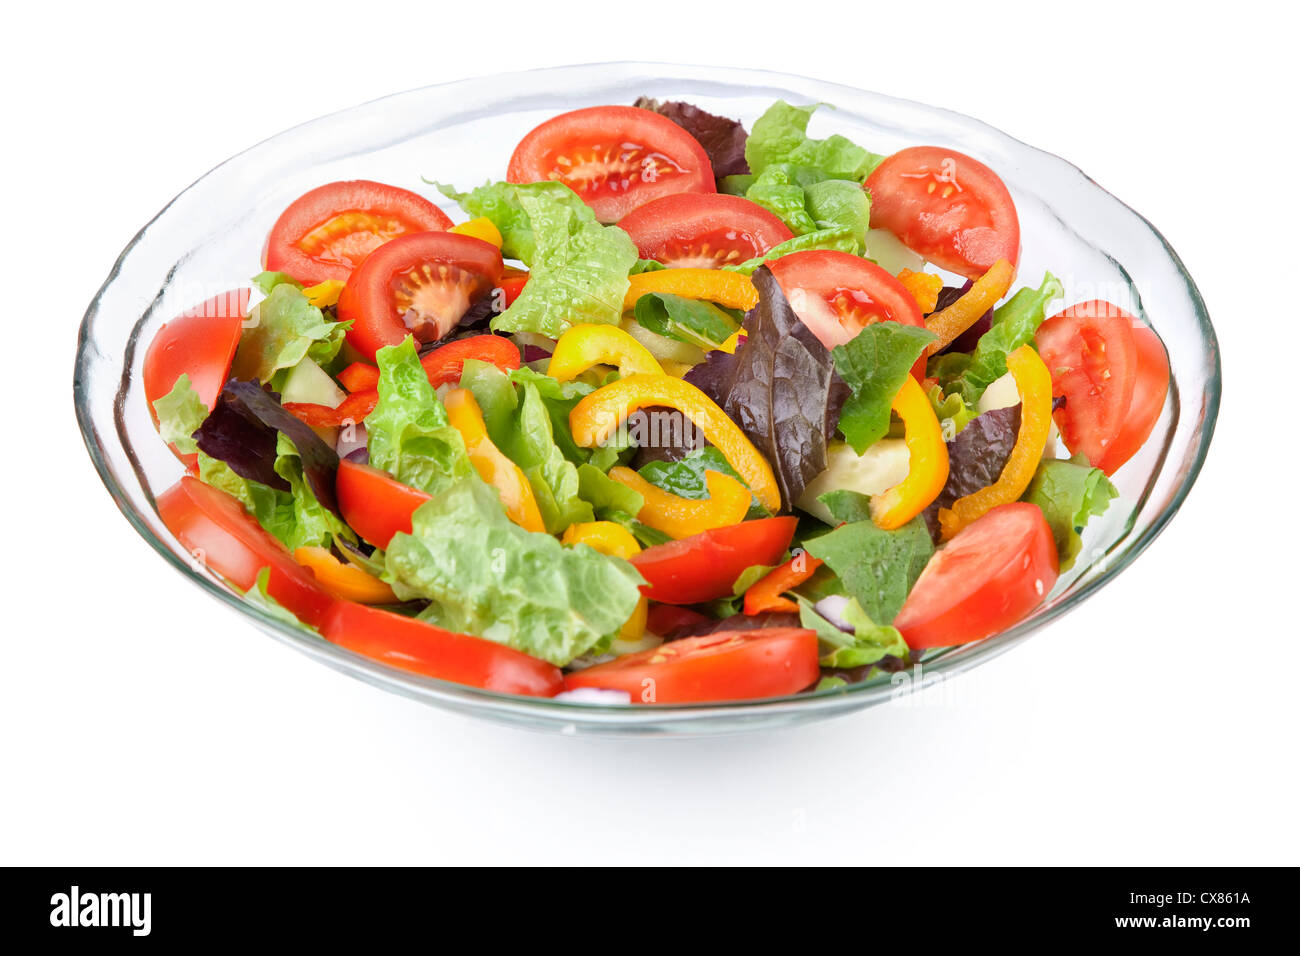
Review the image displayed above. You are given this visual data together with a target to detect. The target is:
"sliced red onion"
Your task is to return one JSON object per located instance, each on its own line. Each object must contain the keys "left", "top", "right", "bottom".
{"left": 813, "top": 594, "right": 854, "bottom": 632}
{"left": 336, "top": 424, "right": 368, "bottom": 460}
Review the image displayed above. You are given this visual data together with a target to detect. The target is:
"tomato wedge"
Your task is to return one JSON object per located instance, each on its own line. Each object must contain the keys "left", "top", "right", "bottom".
{"left": 1096, "top": 322, "right": 1170, "bottom": 474}
{"left": 507, "top": 105, "right": 715, "bottom": 223}
{"left": 1035, "top": 300, "right": 1140, "bottom": 472}
{"left": 322, "top": 601, "right": 563, "bottom": 697}
{"left": 143, "top": 289, "right": 249, "bottom": 470}
{"left": 617, "top": 193, "right": 793, "bottom": 268}
{"left": 156, "top": 477, "right": 334, "bottom": 627}
{"left": 564, "top": 628, "right": 820, "bottom": 703}
{"left": 337, "top": 231, "right": 504, "bottom": 360}
{"left": 768, "top": 251, "right": 927, "bottom": 374}
{"left": 630, "top": 517, "right": 798, "bottom": 605}
{"left": 263, "top": 180, "right": 453, "bottom": 285}
{"left": 895, "top": 502, "right": 1058, "bottom": 650}
{"left": 866, "top": 146, "right": 1020, "bottom": 279}
{"left": 336, "top": 460, "right": 432, "bottom": 549}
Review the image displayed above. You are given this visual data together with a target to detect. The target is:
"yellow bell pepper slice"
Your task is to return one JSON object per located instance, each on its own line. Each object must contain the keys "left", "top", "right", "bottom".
{"left": 449, "top": 217, "right": 504, "bottom": 249}
{"left": 303, "top": 280, "right": 345, "bottom": 309}
{"left": 924, "top": 258, "right": 1016, "bottom": 354}
{"left": 293, "top": 546, "right": 397, "bottom": 604}
{"left": 938, "top": 345, "right": 1053, "bottom": 541}
{"left": 623, "top": 268, "right": 758, "bottom": 313}
{"left": 718, "top": 330, "right": 745, "bottom": 354}
{"left": 897, "top": 269, "right": 944, "bottom": 314}
{"left": 608, "top": 467, "right": 751, "bottom": 540}
{"left": 570, "top": 374, "right": 780, "bottom": 514}
{"left": 659, "top": 360, "right": 695, "bottom": 378}
{"left": 869, "top": 376, "right": 950, "bottom": 530}
{"left": 561, "top": 521, "right": 647, "bottom": 641}
{"left": 547, "top": 324, "right": 665, "bottom": 382}
{"left": 444, "top": 388, "right": 546, "bottom": 533}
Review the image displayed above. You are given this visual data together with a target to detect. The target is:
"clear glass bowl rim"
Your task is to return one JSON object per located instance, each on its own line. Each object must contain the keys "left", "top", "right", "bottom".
{"left": 73, "top": 62, "right": 1221, "bottom": 732}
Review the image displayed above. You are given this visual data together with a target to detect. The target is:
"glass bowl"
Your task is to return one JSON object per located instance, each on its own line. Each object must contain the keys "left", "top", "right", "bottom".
{"left": 73, "top": 63, "right": 1220, "bottom": 736}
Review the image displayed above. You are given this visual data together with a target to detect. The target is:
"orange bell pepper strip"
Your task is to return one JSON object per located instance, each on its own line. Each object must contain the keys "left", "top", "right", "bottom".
{"left": 938, "top": 345, "right": 1053, "bottom": 541}
{"left": 608, "top": 467, "right": 751, "bottom": 540}
{"left": 623, "top": 268, "right": 759, "bottom": 313}
{"left": 293, "top": 546, "right": 397, "bottom": 604}
{"left": 561, "top": 521, "right": 647, "bottom": 641}
{"left": 743, "top": 552, "right": 824, "bottom": 615}
{"left": 897, "top": 269, "right": 944, "bottom": 314}
{"left": 547, "top": 324, "right": 665, "bottom": 382}
{"left": 924, "top": 258, "right": 1016, "bottom": 354}
{"left": 444, "top": 388, "right": 546, "bottom": 533}
{"left": 869, "top": 376, "right": 950, "bottom": 530}
{"left": 570, "top": 374, "right": 781, "bottom": 514}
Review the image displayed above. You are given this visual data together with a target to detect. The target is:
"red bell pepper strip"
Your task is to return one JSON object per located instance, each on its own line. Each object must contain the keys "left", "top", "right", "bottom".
{"left": 742, "top": 554, "right": 824, "bottom": 615}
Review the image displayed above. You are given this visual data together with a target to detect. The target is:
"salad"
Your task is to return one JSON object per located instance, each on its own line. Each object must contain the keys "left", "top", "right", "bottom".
{"left": 143, "top": 97, "right": 1170, "bottom": 704}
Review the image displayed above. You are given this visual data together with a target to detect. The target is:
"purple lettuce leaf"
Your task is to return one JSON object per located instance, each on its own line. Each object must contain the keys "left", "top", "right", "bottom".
{"left": 634, "top": 97, "right": 749, "bottom": 181}
{"left": 921, "top": 404, "right": 1021, "bottom": 539}
{"left": 685, "top": 266, "right": 849, "bottom": 510}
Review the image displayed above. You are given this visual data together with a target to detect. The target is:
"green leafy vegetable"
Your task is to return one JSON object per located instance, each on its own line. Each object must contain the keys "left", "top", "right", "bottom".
{"left": 725, "top": 227, "right": 861, "bottom": 275}
{"left": 385, "top": 478, "right": 644, "bottom": 665}
{"left": 804, "top": 515, "right": 933, "bottom": 624}
{"left": 1022, "top": 454, "right": 1118, "bottom": 569}
{"left": 500, "top": 380, "right": 594, "bottom": 533}
{"left": 633, "top": 292, "right": 740, "bottom": 351}
{"left": 937, "top": 272, "right": 1063, "bottom": 404}
{"left": 817, "top": 488, "right": 874, "bottom": 524}
{"left": 797, "top": 596, "right": 909, "bottom": 669}
{"left": 928, "top": 384, "right": 978, "bottom": 439}
{"left": 745, "top": 101, "right": 885, "bottom": 182}
{"left": 232, "top": 278, "right": 349, "bottom": 385}
{"left": 577, "top": 463, "right": 644, "bottom": 520}
{"left": 153, "top": 374, "right": 207, "bottom": 455}
{"left": 440, "top": 182, "right": 637, "bottom": 339}
{"left": 832, "top": 323, "right": 937, "bottom": 454}
{"left": 366, "top": 338, "right": 473, "bottom": 497}
{"left": 637, "top": 447, "right": 767, "bottom": 520}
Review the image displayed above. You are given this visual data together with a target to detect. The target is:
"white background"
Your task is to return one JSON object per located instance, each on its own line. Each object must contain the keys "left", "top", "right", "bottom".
{"left": 3, "top": 1, "right": 1297, "bottom": 865}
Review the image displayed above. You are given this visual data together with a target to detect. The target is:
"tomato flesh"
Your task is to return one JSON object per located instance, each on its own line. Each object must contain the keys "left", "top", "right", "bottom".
{"left": 322, "top": 601, "right": 563, "bottom": 697}
{"left": 507, "top": 106, "right": 715, "bottom": 223}
{"left": 564, "top": 628, "right": 820, "bottom": 703}
{"left": 1096, "top": 323, "right": 1170, "bottom": 474}
{"left": 157, "top": 477, "right": 334, "bottom": 627}
{"left": 895, "top": 502, "right": 1058, "bottom": 649}
{"left": 1035, "top": 300, "right": 1140, "bottom": 472}
{"left": 617, "top": 193, "right": 793, "bottom": 268}
{"left": 337, "top": 231, "right": 503, "bottom": 361}
{"left": 264, "top": 180, "right": 452, "bottom": 285}
{"left": 143, "top": 289, "right": 248, "bottom": 470}
{"left": 336, "top": 460, "right": 432, "bottom": 549}
{"left": 866, "top": 146, "right": 1020, "bottom": 279}
{"left": 630, "top": 517, "right": 798, "bottom": 605}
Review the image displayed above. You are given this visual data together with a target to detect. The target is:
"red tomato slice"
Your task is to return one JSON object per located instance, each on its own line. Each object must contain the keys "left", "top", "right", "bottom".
{"left": 617, "top": 193, "right": 793, "bottom": 268}
{"left": 564, "top": 628, "right": 820, "bottom": 703}
{"left": 143, "top": 289, "right": 249, "bottom": 470}
{"left": 507, "top": 106, "right": 715, "bottom": 223}
{"left": 322, "top": 601, "right": 563, "bottom": 697}
{"left": 263, "top": 180, "right": 453, "bottom": 285}
{"left": 157, "top": 477, "right": 334, "bottom": 627}
{"left": 630, "top": 517, "right": 798, "bottom": 605}
{"left": 768, "top": 250, "right": 927, "bottom": 375}
{"left": 337, "top": 232, "right": 504, "bottom": 360}
{"left": 1035, "top": 300, "right": 1140, "bottom": 472}
{"left": 895, "top": 502, "right": 1058, "bottom": 650}
{"left": 336, "top": 460, "right": 432, "bottom": 549}
{"left": 1096, "top": 322, "right": 1170, "bottom": 475}
{"left": 866, "top": 146, "right": 1020, "bottom": 279}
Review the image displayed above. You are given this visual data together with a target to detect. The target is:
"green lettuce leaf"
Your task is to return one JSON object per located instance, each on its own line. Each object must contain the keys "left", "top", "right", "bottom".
{"left": 577, "top": 463, "right": 644, "bottom": 519}
{"left": 1022, "top": 454, "right": 1119, "bottom": 569}
{"left": 232, "top": 278, "right": 349, "bottom": 385}
{"left": 385, "top": 478, "right": 644, "bottom": 665}
{"left": 928, "top": 383, "right": 978, "bottom": 439}
{"left": 153, "top": 373, "right": 207, "bottom": 455}
{"left": 633, "top": 292, "right": 740, "bottom": 351}
{"left": 365, "top": 338, "right": 473, "bottom": 497}
{"left": 804, "top": 515, "right": 933, "bottom": 624}
{"left": 745, "top": 101, "right": 885, "bottom": 182}
{"left": 637, "top": 447, "right": 768, "bottom": 519}
{"left": 500, "top": 381, "right": 594, "bottom": 533}
{"left": 797, "top": 596, "right": 909, "bottom": 669}
{"left": 938, "top": 272, "right": 1063, "bottom": 404}
{"left": 440, "top": 181, "right": 637, "bottom": 339}
{"left": 832, "top": 323, "right": 937, "bottom": 454}
{"left": 725, "top": 227, "right": 861, "bottom": 274}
